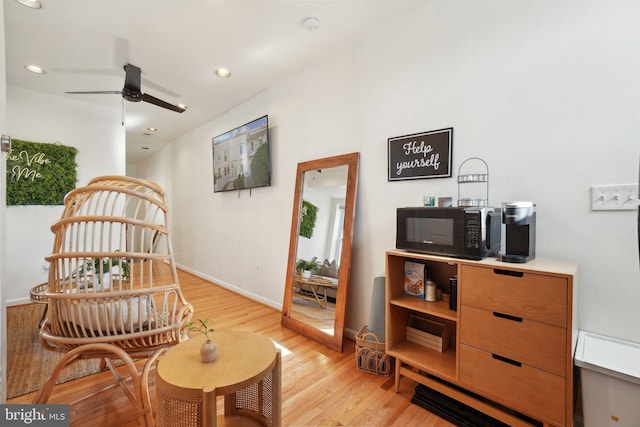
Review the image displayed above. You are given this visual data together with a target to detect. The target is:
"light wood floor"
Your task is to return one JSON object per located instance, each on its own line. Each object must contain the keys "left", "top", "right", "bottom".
{"left": 7, "top": 269, "right": 453, "bottom": 427}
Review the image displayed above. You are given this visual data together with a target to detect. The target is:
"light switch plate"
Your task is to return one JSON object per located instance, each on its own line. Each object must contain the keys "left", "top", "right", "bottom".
{"left": 591, "top": 184, "right": 639, "bottom": 210}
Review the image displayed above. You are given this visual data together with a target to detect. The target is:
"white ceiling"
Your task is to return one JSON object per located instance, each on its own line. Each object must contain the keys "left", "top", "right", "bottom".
{"left": 4, "top": 0, "right": 426, "bottom": 163}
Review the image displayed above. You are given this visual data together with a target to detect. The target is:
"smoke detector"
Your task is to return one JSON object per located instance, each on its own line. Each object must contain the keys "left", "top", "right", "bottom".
{"left": 302, "top": 17, "right": 320, "bottom": 31}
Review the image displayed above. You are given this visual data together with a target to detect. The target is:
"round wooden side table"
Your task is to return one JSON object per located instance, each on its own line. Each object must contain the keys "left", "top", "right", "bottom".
{"left": 156, "top": 331, "right": 282, "bottom": 427}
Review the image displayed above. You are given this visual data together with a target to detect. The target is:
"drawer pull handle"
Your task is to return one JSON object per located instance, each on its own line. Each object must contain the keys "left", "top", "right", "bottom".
{"left": 493, "top": 268, "right": 524, "bottom": 278}
{"left": 493, "top": 312, "right": 523, "bottom": 322}
{"left": 492, "top": 354, "right": 522, "bottom": 367}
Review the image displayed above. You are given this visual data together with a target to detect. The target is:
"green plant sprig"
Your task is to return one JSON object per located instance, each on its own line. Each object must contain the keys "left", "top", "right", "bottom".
{"left": 296, "top": 257, "right": 319, "bottom": 274}
{"left": 185, "top": 318, "right": 215, "bottom": 341}
{"left": 74, "top": 253, "right": 131, "bottom": 283}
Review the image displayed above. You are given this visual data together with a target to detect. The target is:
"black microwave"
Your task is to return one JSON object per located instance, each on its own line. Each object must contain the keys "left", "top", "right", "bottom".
{"left": 396, "top": 207, "right": 501, "bottom": 260}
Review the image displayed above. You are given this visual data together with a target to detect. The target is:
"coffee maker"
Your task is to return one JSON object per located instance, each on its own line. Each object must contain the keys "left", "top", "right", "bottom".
{"left": 499, "top": 201, "right": 536, "bottom": 263}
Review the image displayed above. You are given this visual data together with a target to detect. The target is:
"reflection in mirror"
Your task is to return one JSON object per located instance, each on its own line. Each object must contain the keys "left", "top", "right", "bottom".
{"left": 291, "top": 165, "right": 347, "bottom": 335}
{"left": 281, "top": 153, "right": 359, "bottom": 352}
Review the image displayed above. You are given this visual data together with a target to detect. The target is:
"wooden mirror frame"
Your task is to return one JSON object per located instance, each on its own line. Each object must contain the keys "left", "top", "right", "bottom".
{"left": 281, "top": 152, "right": 359, "bottom": 352}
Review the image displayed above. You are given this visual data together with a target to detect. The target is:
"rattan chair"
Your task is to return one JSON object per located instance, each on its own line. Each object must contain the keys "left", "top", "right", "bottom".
{"left": 33, "top": 175, "right": 193, "bottom": 426}
{"left": 30, "top": 282, "right": 48, "bottom": 327}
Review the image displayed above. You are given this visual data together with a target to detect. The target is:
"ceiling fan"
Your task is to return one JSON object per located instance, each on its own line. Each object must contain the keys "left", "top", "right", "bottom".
{"left": 65, "top": 64, "right": 185, "bottom": 113}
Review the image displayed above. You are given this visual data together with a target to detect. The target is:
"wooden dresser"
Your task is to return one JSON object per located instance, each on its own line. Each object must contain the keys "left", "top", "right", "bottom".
{"left": 385, "top": 250, "right": 578, "bottom": 427}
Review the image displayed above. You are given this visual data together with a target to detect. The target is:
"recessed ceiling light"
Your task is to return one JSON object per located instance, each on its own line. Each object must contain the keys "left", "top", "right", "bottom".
{"left": 15, "top": 0, "right": 43, "bottom": 9}
{"left": 215, "top": 68, "right": 231, "bottom": 78}
{"left": 24, "top": 64, "right": 46, "bottom": 74}
{"left": 147, "top": 127, "right": 158, "bottom": 132}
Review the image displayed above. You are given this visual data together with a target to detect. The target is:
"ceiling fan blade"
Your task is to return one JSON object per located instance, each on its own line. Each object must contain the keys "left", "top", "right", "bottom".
{"left": 65, "top": 91, "right": 122, "bottom": 95}
{"left": 124, "top": 64, "right": 142, "bottom": 92}
{"left": 64, "top": 63, "right": 183, "bottom": 113}
{"left": 142, "top": 93, "right": 186, "bottom": 113}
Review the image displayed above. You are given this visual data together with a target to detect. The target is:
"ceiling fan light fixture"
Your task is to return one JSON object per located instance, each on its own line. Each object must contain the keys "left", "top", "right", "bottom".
{"left": 15, "top": 0, "right": 43, "bottom": 9}
{"left": 24, "top": 64, "right": 46, "bottom": 74}
{"left": 215, "top": 68, "right": 231, "bottom": 78}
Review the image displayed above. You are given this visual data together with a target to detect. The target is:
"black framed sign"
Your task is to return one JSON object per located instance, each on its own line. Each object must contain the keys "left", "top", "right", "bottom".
{"left": 388, "top": 127, "right": 453, "bottom": 181}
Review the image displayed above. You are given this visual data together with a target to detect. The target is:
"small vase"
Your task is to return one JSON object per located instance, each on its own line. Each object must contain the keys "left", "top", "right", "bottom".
{"left": 302, "top": 270, "right": 312, "bottom": 279}
{"left": 200, "top": 339, "right": 217, "bottom": 363}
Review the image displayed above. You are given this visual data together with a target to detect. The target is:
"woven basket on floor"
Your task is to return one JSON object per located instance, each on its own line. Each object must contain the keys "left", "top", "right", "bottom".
{"left": 355, "top": 325, "right": 392, "bottom": 376}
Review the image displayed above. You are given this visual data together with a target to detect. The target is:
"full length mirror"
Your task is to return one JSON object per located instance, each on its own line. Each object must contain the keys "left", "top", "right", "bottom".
{"left": 281, "top": 152, "right": 359, "bottom": 352}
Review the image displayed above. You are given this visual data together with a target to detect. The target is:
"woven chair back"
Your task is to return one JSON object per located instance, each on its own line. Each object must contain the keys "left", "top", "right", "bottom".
{"left": 41, "top": 175, "right": 192, "bottom": 355}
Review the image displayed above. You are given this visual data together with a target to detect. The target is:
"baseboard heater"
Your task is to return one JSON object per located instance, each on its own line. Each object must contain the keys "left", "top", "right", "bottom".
{"left": 411, "top": 382, "right": 542, "bottom": 427}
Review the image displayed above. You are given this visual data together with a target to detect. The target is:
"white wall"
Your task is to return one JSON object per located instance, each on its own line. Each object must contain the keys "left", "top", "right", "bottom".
{"left": 136, "top": 0, "right": 640, "bottom": 342}
{"left": 0, "top": 0, "right": 8, "bottom": 402}
{"left": 5, "top": 86, "right": 125, "bottom": 304}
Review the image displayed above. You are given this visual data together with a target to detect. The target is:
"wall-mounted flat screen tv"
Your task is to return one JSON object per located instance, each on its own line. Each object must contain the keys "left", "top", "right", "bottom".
{"left": 212, "top": 115, "right": 271, "bottom": 193}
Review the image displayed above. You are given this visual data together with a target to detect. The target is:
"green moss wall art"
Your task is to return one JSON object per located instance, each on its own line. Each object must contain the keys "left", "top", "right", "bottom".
{"left": 299, "top": 200, "right": 318, "bottom": 239}
{"left": 6, "top": 139, "right": 78, "bottom": 206}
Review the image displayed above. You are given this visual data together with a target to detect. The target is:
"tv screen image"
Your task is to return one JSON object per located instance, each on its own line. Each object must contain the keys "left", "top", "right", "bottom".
{"left": 212, "top": 115, "right": 271, "bottom": 193}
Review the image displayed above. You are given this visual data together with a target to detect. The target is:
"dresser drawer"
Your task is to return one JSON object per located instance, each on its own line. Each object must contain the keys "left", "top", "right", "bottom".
{"left": 459, "top": 344, "right": 565, "bottom": 426}
{"left": 460, "top": 305, "right": 566, "bottom": 376}
{"left": 460, "top": 265, "right": 567, "bottom": 327}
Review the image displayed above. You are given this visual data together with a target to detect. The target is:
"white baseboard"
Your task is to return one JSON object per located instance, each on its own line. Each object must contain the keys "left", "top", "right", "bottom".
{"left": 176, "top": 264, "right": 360, "bottom": 342}
{"left": 7, "top": 297, "right": 31, "bottom": 307}
{"left": 344, "top": 327, "right": 357, "bottom": 341}
{"left": 175, "top": 263, "right": 283, "bottom": 311}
